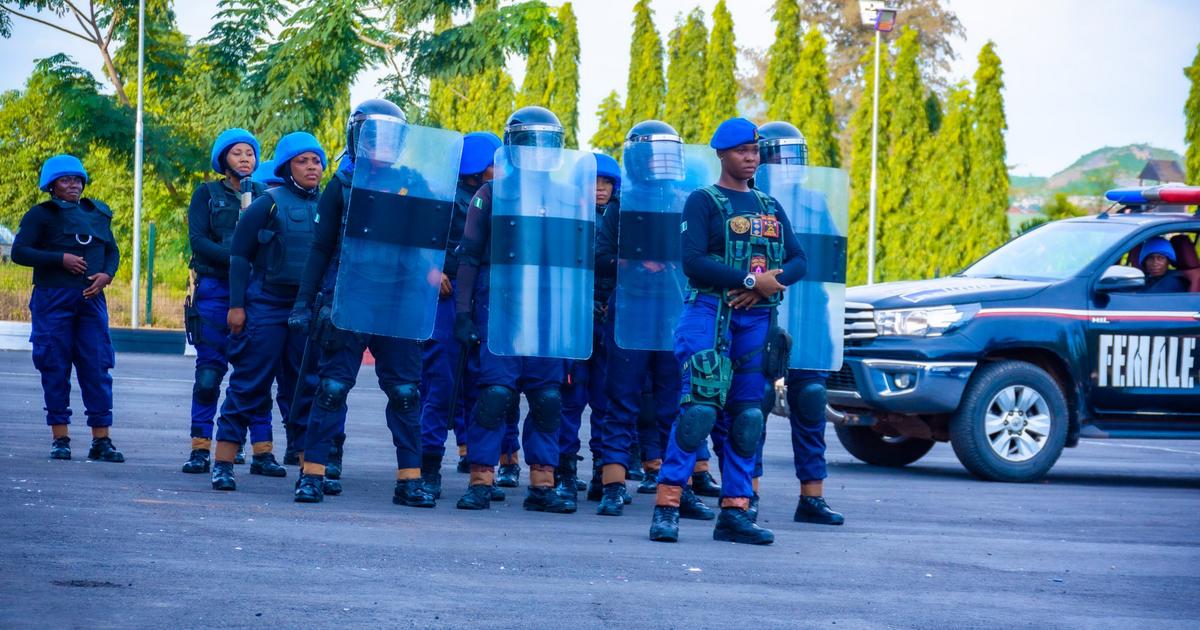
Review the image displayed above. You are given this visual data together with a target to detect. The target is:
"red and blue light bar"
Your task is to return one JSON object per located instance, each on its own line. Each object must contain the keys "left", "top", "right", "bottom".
{"left": 1105, "top": 185, "right": 1200, "bottom": 205}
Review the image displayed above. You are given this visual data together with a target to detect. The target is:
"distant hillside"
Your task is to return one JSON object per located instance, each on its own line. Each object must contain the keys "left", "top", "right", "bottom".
{"left": 1040, "top": 144, "right": 1184, "bottom": 196}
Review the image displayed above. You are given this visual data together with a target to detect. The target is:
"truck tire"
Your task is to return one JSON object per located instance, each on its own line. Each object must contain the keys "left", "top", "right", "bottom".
{"left": 950, "top": 360, "right": 1068, "bottom": 482}
{"left": 834, "top": 424, "right": 935, "bottom": 467}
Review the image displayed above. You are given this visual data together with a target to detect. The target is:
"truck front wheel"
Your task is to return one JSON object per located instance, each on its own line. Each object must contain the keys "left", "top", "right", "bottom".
{"left": 950, "top": 361, "right": 1068, "bottom": 482}
{"left": 834, "top": 424, "right": 935, "bottom": 467}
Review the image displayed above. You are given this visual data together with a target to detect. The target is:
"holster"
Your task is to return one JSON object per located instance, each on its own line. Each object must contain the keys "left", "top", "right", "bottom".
{"left": 762, "top": 324, "right": 792, "bottom": 382}
{"left": 183, "top": 294, "right": 202, "bottom": 346}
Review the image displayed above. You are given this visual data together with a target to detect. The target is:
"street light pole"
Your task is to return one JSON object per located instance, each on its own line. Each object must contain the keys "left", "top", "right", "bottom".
{"left": 131, "top": 0, "right": 145, "bottom": 328}
{"left": 867, "top": 28, "right": 881, "bottom": 285}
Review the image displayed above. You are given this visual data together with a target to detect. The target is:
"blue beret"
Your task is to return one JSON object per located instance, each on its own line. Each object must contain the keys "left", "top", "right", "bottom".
{"left": 1139, "top": 237, "right": 1176, "bottom": 265}
{"left": 272, "top": 132, "right": 327, "bottom": 178}
{"left": 709, "top": 117, "right": 759, "bottom": 151}
{"left": 460, "top": 131, "right": 503, "bottom": 176}
{"left": 251, "top": 159, "right": 284, "bottom": 186}
{"left": 595, "top": 152, "right": 621, "bottom": 186}
{"left": 210, "top": 128, "right": 261, "bottom": 174}
{"left": 39, "top": 154, "right": 88, "bottom": 192}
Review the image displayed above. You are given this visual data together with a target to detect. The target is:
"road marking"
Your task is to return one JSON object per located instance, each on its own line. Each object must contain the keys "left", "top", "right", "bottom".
{"left": 1083, "top": 442, "right": 1200, "bottom": 456}
{"left": 0, "top": 371, "right": 193, "bottom": 384}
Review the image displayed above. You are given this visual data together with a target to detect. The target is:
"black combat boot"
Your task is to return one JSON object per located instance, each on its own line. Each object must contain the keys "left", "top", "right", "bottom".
{"left": 596, "top": 482, "right": 628, "bottom": 516}
{"left": 283, "top": 423, "right": 299, "bottom": 466}
{"left": 326, "top": 434, "right": 346, "bottom": 480}
{"left": 211, "top": 462, "right": 236, "bottom": 491}
{"left": 393, "top": 479, "right": 436, "bottom": 508}
{"left": 322, "top": 478, "right": 342, "bottom": 496}
{"left": 294, "top": 474, "right": 324, "bottom": 503}
{"left": 747, "top": 493, "right": 760, "bottom": 523}
{"left": 456, "top": 484, "right": 492, "bottom": 510}
{"left": 87, "top": 437, "right": 124, "bottom": 463}
{"left": 496, "top": 463, "right": 521, "bottom": 488}
{"left": 713, "top": 507, "right": 774, "bottom": 545}
{"left": 679, "top": 486, "right": 715, "bottom": 521}
{"left": 523, "top": 486, "right": 576, "bottom": 513}
{"left": 250, "top": 452, "right": 287, "bottom": 477}
{"left": 456, "top": 455, "right": 470, "bottom": 474}
{"left": 586, "top": 462, "right": 603, "bottom": 502}
{"left": 626, "top": 450, "right": 644, "bottom": 481}
{"left": 794, "top": 496, "right": 845, "bottom": 525}
{"left": 181, "top": 449, "right": 211, "bottom": 474}
{"left": 649, "top": 506, "right": 680, "bottom": 542}
{"left": 637, "top": 469, "right": 658, "bottom": 494}
{"left": 49, "top": 437, "right": 71, "bottom": 460}
{"left": 554, "top": 454, "right": 579, "bottom": 512}
{"left": 234, "top": 447, "right": 246, "bottom": 465}
{"left": 420, "top": 453, "right": 443, "bottom": 499}
{"left": 691, "top": 470, "right": 721, "bottom": 497}
{"left": 490, "top": 484, "right": 506, "bottom": 501}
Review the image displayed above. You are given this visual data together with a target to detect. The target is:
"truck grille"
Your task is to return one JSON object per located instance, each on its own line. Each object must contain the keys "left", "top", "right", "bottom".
{"left": 844, "top": 301, "right": 877, "bottom": 344}
{"left": 827, "top": 364, "right": 858, "bottom": 392}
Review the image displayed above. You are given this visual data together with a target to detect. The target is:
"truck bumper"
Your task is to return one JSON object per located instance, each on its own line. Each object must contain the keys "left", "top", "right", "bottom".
{"left": 827, "top": 357, "right": 977, "bottom": 415}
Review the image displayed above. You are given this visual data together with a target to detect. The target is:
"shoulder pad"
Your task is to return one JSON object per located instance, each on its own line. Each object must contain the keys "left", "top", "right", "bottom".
{"left": 81, "top": 198, "right": 113, "bottom": 218}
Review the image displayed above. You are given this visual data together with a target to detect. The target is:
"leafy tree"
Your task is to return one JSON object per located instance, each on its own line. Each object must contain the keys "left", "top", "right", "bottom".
{"left": 877, "top": 28, "right": 929, "bottom": 282}
{"left": 623, "top": 0, "right": 664, "bottom": 127}
{"left": 965, "top": 41, "right": 1010, "bottom": 262}
{"left": 516, "top": 36, "right": 552, "bottom": 109}
{"left": 1185, "top": 42, "right": 1200, "bottom": 184}
{"left": 547, "top": 2, "right": 581, "bottom": 147}
{"left": 700, "top": 0, "right": 738, "bottom": 139}
{"left": 846, "top": 48, "right": 889, "bottom": 286}
{"left": 764, "top": 0, "right": 801, "bottom": 121}
{"left": 916, "top": 84, "right": 970, "bottom": 277}
{"left": 590, "top": 90, "right": 625, "bottom": 158}
{"left": 664, "top": 9, "right": 707, "bottom": 144}
{"left": 788, "top": 28, "right": 839, "bottom": 167}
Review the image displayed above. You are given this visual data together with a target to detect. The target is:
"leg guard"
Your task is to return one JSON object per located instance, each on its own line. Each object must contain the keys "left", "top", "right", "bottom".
{"left": 675, "top": 404, "right": 717, "bottom": 452}
{"left": 728, "top": 404, "right": 765, "bottom": 459}
{"left": 314, "top": 378, "right": 351, "bottom": 412}
{"left": 528, "top": 387, "right": 562, "bottom": 433}
{"left": 384, "top": 383, "right": 421, "bottom": 418}
{"left": 788, "top": 380, "right": 827, "bottom": 428}
{"left": 193, "top": 367, "right": 223, "bottom": 405}
{"left": 475, "top": 385, "right": 515, "bottom": 430}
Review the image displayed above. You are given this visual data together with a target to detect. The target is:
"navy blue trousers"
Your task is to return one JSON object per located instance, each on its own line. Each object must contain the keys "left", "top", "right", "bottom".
{"left": 786, "top": 370, "right": 829, "bottom": 482}
{"left": 419, "top": 287, "right": 471, "bottom": 458}
{"left": 601, "top": 319, "right": 680, "bottom": 468}
{"left": 29, "top": 286, "right": 114, "bottom": 427}
{"left": 560, "top": 324, "right": 607, "bottom": 460}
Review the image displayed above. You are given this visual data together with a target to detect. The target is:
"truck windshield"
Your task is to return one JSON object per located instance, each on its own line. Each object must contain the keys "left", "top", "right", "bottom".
{"left": 960, "top": 221, "right": 1132, "bottom": 281}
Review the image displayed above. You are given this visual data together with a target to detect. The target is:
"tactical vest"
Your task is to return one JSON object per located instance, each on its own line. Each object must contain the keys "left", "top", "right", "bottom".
{"left": 254, "top": 186, "right": 317, "bottom": 290}
{"left": 694, "top": 185, "right": 786, "bottom": 307}
{"left": 37, "top": 198, "right": 115, "bottom": 275}
{"left": 190, "top": 180, "right": 265, "bottom": 276}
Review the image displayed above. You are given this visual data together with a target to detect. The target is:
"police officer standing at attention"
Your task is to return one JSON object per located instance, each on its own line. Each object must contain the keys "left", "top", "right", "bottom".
{"left": 182, "top": 129, "right": 267, "bottom": 474}
{"left": 419, "top": 130, "right": 503, "bottom": 499}
{"left": 649, "top": 118, "right": 806, "bottom": 545}
{"left": 209, "top": 132, "right": 326, "bottom": 491}
{"left": 13, "top": 155, "right": 122, "bottom": 462}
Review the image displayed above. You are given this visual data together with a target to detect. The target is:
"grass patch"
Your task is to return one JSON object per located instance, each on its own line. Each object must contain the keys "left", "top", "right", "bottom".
{"left": 0, "top": 263, "right": 188, "bottom": 329}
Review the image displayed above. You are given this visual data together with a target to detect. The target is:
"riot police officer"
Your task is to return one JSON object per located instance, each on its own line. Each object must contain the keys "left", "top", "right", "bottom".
{"left": 13, "top": 155, "right": 122, "bottom": 462}
{"left": 182, "top": 129, "right": 268, "bottom": 473}
{"left": 453, "top": 106, "right": 595, "bottom": 514}
{"left": 649, "top": 118, "right": 807, "bottom": 545}
{"left": 209, "top": 132, "right": 326, "bottom": 491}
{"left": 419, "top": 130, "right": 503, "bottom": 499}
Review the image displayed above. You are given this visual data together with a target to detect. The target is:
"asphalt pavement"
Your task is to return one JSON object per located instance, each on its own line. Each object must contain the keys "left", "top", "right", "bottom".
{"left": 1, "top": 350, "right": 1198, "bottom": 629}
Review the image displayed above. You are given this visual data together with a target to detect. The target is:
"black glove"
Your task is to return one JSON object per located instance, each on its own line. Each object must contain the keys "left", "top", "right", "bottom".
{"left": 288, "top": 300, "right": 312, "bottom": 335}
{"left": 454, "top": 312, "right": 479, "bottom": 346}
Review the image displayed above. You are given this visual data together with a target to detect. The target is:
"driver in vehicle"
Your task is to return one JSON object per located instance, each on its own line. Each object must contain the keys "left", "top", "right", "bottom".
{"left": 1137, "top": 236, "right": 1189, "bottom": 293}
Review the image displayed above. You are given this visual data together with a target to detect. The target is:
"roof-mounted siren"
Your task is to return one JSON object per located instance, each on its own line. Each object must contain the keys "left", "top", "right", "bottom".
{"left": 1104, "top": 185, "right": 1200, "bottom": 215}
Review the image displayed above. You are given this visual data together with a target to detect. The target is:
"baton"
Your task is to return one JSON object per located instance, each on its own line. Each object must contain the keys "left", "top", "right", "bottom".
{"left": 288, "top": 292, "right": 324, "bottom": 426}
{"left": 445, "top": 344, "right": 470, "bottom": 430}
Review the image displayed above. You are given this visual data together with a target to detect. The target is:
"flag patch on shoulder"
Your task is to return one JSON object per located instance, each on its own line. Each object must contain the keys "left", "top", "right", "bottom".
{"left": 680, "top": 220, "right": 687, "bottom": 233}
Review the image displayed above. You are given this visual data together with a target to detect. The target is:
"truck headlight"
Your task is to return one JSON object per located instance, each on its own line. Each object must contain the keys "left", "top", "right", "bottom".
{"left": 874, "top": 304, "right": 979, "bottom": 337}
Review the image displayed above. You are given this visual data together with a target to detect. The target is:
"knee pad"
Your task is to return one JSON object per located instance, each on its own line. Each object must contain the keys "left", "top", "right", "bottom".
{"left": 675, "top": 404, "right": 717, "bottom": 452}
{"left": 685, "top": 349, "right": 732, "bottom": 408}
{"left": 528, "top": 387, "right": 562, "bottom": 433}
{"left": 475, "top": 385, "right": 515, "bottom": 430}
{"left": 315, "top": 378, "right": 351, "bottom": 411}
{"left": 788, "top": 381, "right": 827, "bottom": 428}
{"left": 385, "top": 382, "right": 420, "bottom": 420}
{"left": 729, "top": 404, "right": 765, "bottom": 458}
{"left": 193, "top": 367, "right": 223, "bottom": 405}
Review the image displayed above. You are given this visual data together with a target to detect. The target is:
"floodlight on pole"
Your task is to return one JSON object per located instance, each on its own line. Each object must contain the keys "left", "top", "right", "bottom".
{"left": 131, "top": 0, "right": 145, "bottom": 327}
{"left": 859, "top": 2, "right": 898, "bottom": 285}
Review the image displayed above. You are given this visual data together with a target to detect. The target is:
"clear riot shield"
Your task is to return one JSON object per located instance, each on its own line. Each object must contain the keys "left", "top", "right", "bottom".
{"left": 331, "top": 120, "right": 464, "bottom": 340}
{"left": 756, "top": 164, "right": 850, "bottom": 371}
{"left": 614, "top": 145, "right": 720, "bottom": 351}
{"left": 488, "top": 146, "right": 597, "bottom": 359}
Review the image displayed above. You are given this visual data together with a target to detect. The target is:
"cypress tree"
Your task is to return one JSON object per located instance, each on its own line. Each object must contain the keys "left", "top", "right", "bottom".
{"left": 624, "top": 0, "right": 665, "bottom": 127}
{"left": 517, "top": 37, "right": 553, "bottom": 109}
{"left": 765, "top": 0, "right": 802, "bottom": 121}
{"left": 548, "top": 3, "right": 581, "bottom": 148}
{"left": 918, "top": 85, "right": 971, "bottom": 278}
{"left": 664, "top": 9, "right": 708, "bottom": 144}
{"left": 788, "top": 28, "right": 839, "bottom": 167}
{"left": 701, "top": 0, "right": 738, "bottom": 139}
{"left": 1184, "top": 43, "right": 1200, "bottom": 184}
{"left": 458, "top": 0, "right": 514, "bottom": 134}
{"left": 966, "top": 41, "right": 1010, "bottom": 261}
{"left": 846, "top": 49, "right": 889, "bottom": 286}
{"left": 590, "top": 90, "right": 626, "bottom": 157}
{"left": 427, "top": 8, "right": 461, "bottom": 129}
{"left": 878, "top": 28, "right": 930, "bottom": 282}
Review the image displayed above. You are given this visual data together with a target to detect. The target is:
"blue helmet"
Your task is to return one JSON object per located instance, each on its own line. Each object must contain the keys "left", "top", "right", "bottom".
{"left": 595, "top": 152, "right": 621, "bottom": 188}
{"left": 460, "top": 131, "right": 502, "bottom": 176}
{"left": 251, "top": 159, "right": 284, "bottom": 186}
{"left": 347, "top": 98, "right": 405, "bottom": 163}
{"left": 757, "top": 121, "right": 808, "bottom": 166}
{"left": 272, "top": 132, "right": 327, "bottom": 178}
{"left": 210, "top": 128, "right": 261, "bottom": 175}
{"left": 624, "top": 120, "right": 683, "bottom": 183}
{"left": 38, "top": 154, "right": 88, "bottom": 192}
{"left": 1139, "top": 237, "right": 1176, "bottom": 266}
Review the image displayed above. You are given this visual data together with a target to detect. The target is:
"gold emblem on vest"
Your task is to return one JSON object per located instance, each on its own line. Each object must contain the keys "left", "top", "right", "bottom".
{"left": 730, "top": 216, "right": 751, "bottom": 234}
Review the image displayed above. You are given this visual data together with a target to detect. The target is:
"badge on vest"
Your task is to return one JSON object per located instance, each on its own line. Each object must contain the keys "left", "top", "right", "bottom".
{"left": 752, "top": 217, "right": 780, "bottom": 238}
{"left": 730, "top": 216, "right": 751, "bottom": 235}
{"left": 751, "top": 254, "right": 767, "bottom": 273}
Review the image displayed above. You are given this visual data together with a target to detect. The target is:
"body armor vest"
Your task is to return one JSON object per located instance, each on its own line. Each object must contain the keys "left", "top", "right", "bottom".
{"left": 38, "top": 198, "right": 115, "bottom": 276}
{"left": 255, "top": 186, "right": 317, "bottom": 290}
{"left": 191, "top": 180, "right": 265, "bottom": 276}
{"left": 694, "top": 185, "right": 787, "bottom": 307}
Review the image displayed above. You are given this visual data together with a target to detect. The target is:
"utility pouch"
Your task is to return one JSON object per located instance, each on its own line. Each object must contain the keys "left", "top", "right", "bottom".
{"left": 686, "top": 349, "right": 732, "bottom": 408}
{"left": 762, "top": 324, "right": 792, "bottom": 382}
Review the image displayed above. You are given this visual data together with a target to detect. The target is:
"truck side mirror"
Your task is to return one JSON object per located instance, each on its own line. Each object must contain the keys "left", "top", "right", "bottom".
{"left": 1096, "top": 265, "right": 1145, "bottom": 293}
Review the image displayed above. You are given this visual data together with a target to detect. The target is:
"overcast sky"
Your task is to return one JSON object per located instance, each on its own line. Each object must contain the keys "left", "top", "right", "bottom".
{"left": 0, "top": 0, "right": 1195, "bottom": 176}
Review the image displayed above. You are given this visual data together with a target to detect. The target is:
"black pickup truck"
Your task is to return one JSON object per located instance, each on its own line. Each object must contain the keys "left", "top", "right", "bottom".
{"left": 826, "top": 191, "right": 1200, "bottom": 482}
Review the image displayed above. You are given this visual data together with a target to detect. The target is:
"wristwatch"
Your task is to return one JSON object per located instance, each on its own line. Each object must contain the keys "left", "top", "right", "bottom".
{"left": 742, "top": 273, "right": 757, "bottom": 289}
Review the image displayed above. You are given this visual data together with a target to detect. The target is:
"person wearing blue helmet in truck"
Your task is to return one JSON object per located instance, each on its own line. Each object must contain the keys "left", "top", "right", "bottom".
{"left": 1138, "top": 237, "right": 1189, "bottom": 293}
